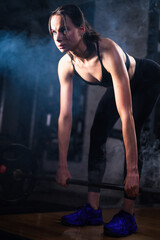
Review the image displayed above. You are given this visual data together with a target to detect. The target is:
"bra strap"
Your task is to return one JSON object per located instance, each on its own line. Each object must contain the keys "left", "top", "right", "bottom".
{"left": 125, "top": 52, "right": 130, "bottom": 70}
{"left": 68, "top": 52, "right": 76, "bottom": 74}
{"left": 96, "top": 41, "right": 103, "bottom": 65}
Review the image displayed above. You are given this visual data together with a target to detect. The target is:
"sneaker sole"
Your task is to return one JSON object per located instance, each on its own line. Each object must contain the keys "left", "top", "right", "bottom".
{"left": 104, "top": 227, "right": 137, "bottom": 238}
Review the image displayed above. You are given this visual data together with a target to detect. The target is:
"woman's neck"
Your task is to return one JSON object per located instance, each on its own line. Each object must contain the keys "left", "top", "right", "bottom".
{"left": 69, "top": 40, "right": 95, "bottom": 62}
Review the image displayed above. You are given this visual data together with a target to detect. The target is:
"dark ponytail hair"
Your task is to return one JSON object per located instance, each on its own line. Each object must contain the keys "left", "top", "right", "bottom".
{"left": 48, "top": 4, "right": 101, "bottom": 51}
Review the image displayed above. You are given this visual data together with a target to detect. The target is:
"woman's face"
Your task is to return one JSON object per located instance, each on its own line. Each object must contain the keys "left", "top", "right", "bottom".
{"left": 50, "top": 14, "right": 84, "bottom": 53}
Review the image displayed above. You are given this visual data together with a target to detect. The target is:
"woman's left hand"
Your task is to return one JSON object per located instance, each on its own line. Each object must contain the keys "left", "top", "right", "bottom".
{"left": 124, "top": 171, "right": 139, "bottom": 198}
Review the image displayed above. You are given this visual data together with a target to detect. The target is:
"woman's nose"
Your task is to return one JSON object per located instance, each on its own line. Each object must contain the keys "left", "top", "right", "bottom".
{"left": 56, "top": 32, "right": 63, "bottom": 42}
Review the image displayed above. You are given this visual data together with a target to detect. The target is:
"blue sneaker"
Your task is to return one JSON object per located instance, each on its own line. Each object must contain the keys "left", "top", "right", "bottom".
{"left": 104, "top": 210, "right": 137, "bottom": 237}
{"left": 61, "top": 203, "right": 103, "bottom": 226}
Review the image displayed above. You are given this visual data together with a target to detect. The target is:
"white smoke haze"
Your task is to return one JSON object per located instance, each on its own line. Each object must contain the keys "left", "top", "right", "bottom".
{"left": 0, "top": 30, "right": 59, "bottom": 85}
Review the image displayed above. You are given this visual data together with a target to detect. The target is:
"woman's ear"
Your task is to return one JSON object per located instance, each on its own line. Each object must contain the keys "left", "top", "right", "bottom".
{"left": 80, "top": 24, "right": 85, "bottom": 36}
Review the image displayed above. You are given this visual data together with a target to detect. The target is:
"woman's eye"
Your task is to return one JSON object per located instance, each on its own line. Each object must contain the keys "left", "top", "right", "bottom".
{"left": 61, "top": 28, "right": 67, "bottom": 35}
{"left": 52, "top": 31, "right": 56, "bottom": 36}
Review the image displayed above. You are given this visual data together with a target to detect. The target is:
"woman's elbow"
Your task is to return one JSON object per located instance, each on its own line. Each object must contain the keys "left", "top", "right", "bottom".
{"left": 58, "top": 113, "right": 72, "bottom": 125}
{"left": 120, "top": 110, "right": 134, "bottom": 125}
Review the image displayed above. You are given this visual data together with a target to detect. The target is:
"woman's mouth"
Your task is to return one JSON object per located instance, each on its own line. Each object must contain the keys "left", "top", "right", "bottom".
{"left": 58, "top": 45, "right": 65, "bottom": 49}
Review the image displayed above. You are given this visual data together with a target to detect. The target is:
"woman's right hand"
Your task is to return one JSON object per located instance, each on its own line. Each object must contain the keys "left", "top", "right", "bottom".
{"left": 56, "top": 166, "right": 72, "bottom": 187}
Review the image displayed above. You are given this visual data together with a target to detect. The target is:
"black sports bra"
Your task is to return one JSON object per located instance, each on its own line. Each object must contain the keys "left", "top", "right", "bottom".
{"left": 71, "top": 41, "right": 130, "bottom": 88}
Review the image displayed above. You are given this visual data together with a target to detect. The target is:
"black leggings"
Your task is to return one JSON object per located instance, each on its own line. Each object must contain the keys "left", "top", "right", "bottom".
{"left": 88, "top": 58, "right": 160, "bottom": 194}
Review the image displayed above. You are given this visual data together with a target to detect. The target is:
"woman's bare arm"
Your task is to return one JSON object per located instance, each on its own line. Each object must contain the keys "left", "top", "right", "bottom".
{"left": 56, "top": 55, "right": 73, "bottom": 186}
{"left": 103, "top": 41, "right": 139, "bottom": 198}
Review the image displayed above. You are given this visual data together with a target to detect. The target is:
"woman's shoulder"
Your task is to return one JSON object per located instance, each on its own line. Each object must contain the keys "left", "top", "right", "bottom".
{"left": 58, "top": 54, "right": 74, "bottom": 76}
{"left": 99, "top": 38, "right": 119, "bottom": 53}
{"left": 59, "top": 53, "right": 72, "bottom": 67}
{"left": 98, "top": 38, "right": 128, "bottom": 72}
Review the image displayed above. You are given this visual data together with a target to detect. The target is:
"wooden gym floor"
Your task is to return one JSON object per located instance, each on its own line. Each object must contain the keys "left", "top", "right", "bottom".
{"left": 0, "top": 207, "right": 159, "bottom": 240}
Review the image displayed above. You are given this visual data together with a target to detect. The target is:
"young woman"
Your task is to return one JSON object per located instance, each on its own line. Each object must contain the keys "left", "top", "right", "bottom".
{"left": 48, "top": 4, "right": 160, "bottom": 237}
